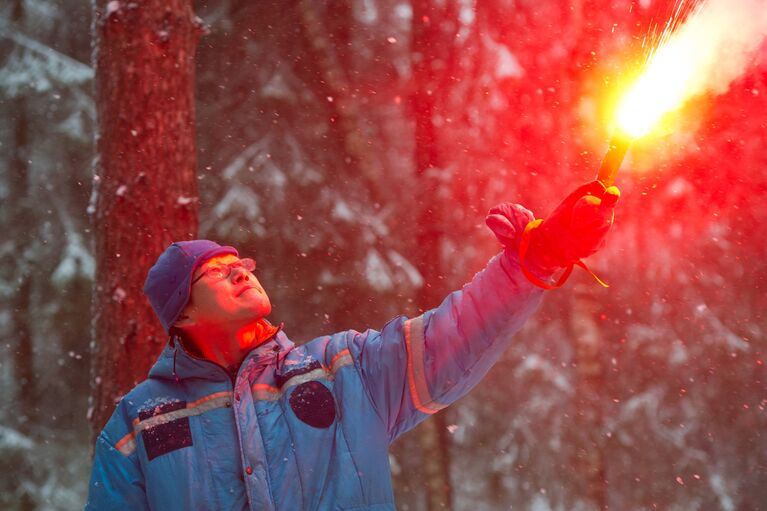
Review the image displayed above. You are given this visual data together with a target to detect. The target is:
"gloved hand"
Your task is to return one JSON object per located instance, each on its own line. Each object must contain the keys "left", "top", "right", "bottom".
{"left": 486, "top": 180, "right": 619, "bottom": 278}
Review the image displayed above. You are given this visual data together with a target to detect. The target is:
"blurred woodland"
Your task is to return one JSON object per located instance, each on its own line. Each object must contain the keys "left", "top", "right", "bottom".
{"left": 1, "top": 0, "right": 765, "bottom": 509}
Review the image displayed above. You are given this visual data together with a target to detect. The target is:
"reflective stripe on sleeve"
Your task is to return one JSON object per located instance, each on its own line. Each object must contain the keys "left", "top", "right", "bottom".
{"left": 404, "top": 316, "right": 448, "bottom": 415}
{"left": 114, "top": 431, "right": 137, "bottom": 456}
{"left": 331, "top": 349, "right": 353, "bottom": 372}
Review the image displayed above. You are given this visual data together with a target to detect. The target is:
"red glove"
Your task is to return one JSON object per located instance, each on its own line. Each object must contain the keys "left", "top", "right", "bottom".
{"left": 486, "top": 180, "right": 619, "bottom": 282}
{"left": 526, "top": 180, "right": 619, "bottom": 273}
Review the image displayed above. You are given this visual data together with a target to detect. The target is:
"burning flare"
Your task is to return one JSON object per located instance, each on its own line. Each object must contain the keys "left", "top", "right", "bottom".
{"left": 617, "top": 41, "right": 695, "bottom": 138}
{"left": 615, "top": 0, "right": 767, "bottom": 139}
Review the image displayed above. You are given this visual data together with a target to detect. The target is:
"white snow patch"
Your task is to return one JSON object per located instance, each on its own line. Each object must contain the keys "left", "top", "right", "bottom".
{"left": 388, "top": 453, "right": 401, "bottom": 475}
{"left": 0, "top": 425, "right": 34, "bottom": 450}
{"left": 665, "top": 176, "right": 693, "bottom": 198}
{"left": 221, "top": 135, "right": 291, "bottom": 190}
{"left": 214, "top": 188, "right": 261, "bottom": 222}
{"left": 112, "top": 287, "right": 127, "bottom": 303}
{"left": 514, "top": 354, "right": 572, "bottom": 393}
{"left": 140, "top": 396, "right": 182, "bottom": 410}
{"left": 355, "top": 0, "right": 379, "bottom": 24}
{"left": 459, "top": 1, "right": 475, "bottom": 25}
{"left": 387, "top": 250, "right": 423, "bottom": 287}
{"left": 56, "top": 90, "right": 95, "bottom": 141}
{"left": 364, "top": 249, "right": 394, "bottom": 291}
{"left": 318, "top": 269, "right": 342, "bottom": 286}
{"left": 332, "top": 200, "right": 355, "bottom": 222}
{"left": 52, "top": 233, "right": 95, "bottom": 285}
{"left": 393, "top": 3, "right": 412, "bottom": 21}
{"left": 709, "top": 473, "right": 735, "bottom": 511}
{"left": 261, "top": 71, "right": 295, "bottom": 101}
{"left": 667, "top": 339, "right": 689, "bottom": 365}
{"left": 0, "top": 23, "right": 93, "bottom": 97}
{"left": 694, "top": 302, "right": 750, "bottom": 351}
{"left": 530, "top": 494, "right": 553, "bottom": 511}
{"left": 106, "top": 1, "right": 121, "bottom": 16}
{"left": 482, "top": 33, "right": 524, "bottom": 79}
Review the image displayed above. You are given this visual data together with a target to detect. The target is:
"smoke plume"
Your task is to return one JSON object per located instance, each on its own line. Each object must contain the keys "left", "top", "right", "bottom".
{"left": 665, "top": 0, "right": 767, "bottom": 98}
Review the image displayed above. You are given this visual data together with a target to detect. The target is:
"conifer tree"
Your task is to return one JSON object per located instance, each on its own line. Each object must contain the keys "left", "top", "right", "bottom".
{"left": 90, "top": 0, "right": 202, "bottom": 437}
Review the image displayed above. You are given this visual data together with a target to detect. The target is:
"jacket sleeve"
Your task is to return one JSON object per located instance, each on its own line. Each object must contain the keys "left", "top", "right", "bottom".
{"left": 85, "top": 430, "right": 149, "bottom": 510}
{"left": 347, "top": 249, "right": 546, "bottom": 442}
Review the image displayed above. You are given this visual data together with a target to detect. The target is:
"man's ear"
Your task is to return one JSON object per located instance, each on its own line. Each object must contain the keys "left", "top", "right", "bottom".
{"left": 173, "top": 311, "right": 195, "bottom": 328}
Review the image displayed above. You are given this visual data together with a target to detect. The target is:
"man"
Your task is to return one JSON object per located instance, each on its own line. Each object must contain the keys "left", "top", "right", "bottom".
{"left": 86, "top": 181, "right": 619, "bottom": 510}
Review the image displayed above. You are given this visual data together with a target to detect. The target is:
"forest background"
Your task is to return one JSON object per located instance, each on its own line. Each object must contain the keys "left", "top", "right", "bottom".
{"left": 1, "top": 0, "right": 765, "bottom": 510}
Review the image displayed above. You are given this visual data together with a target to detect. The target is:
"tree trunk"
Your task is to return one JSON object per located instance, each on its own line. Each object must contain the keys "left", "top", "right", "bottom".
{"left": 9, "top": 0, "right": 37, "bottom": 427}
{"left": 296, "top": 0, "right": 384, "bottom": 203}
{"left": 570, "top": 282, "right": 607, "bottom": 510}
{"left": 90, "top": 0, "right": 201, "bottom": 439}
{"left": 411, "top": 1, "right": 455, "bottom": 508}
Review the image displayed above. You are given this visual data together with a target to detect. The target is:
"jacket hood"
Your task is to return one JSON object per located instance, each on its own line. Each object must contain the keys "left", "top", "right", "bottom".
{"left": 148, "top": 328, "right": 293, "bottom": 382}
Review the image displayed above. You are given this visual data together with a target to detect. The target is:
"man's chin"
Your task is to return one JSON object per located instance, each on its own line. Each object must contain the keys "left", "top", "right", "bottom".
{"left": 239, "top": 304, "right": 272, "bottom": 322}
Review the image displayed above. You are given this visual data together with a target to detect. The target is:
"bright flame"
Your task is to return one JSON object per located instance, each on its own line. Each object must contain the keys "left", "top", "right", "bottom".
{"left": 616, "top": 41, "right": 696, "bottom": 138}
{"left": 615, "top": 0, "right": 767, "bottom": 139}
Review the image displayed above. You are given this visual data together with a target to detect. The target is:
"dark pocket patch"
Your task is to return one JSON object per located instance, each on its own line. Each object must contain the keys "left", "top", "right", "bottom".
{"left": 139, "top": 401, "right": 193, "bottom": 461}
{"left": 289, "top": 381, "right": 336, "bottom": 428}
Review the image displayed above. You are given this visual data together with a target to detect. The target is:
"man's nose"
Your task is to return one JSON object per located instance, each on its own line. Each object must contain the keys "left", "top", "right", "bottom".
{"left": 231, "top": 267, "right": 250, "bottom": 283}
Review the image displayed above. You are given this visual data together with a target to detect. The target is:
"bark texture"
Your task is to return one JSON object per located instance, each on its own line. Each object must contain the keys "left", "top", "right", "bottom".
{"left": 10, "top": 0, "right": 37, "bottom": 425}
{"left": 90, "top": 0, "right": 201, "bottom": 439}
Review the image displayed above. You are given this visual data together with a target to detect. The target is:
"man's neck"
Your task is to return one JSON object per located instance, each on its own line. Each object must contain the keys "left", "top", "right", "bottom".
{"left": 183, "top": 319, "right": 279, "bottom": 370}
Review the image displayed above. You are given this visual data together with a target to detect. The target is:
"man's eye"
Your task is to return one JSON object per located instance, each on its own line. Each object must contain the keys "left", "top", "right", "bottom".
{"left": 207, "top": 267, "right": 225, "bottom": 278}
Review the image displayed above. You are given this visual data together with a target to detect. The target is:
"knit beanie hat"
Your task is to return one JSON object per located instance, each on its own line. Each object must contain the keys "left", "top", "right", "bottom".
{"left": 143, "top": 240, "right": 238, "bottom": 332}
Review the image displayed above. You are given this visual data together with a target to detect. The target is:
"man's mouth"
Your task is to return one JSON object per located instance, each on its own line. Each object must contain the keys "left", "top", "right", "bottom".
{"left": 236, "top": 286, "right": 258, "bottom": 297}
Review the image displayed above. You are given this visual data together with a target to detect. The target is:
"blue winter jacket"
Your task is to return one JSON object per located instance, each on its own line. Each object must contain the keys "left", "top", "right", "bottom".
{"left": 86, "top": 251, "right": 544, "bottom": 510}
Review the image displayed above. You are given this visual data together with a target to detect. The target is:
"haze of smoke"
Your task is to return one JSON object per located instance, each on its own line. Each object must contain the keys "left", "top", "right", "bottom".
{"left": 666, "top": 0, "right": 767, "bottom": 99}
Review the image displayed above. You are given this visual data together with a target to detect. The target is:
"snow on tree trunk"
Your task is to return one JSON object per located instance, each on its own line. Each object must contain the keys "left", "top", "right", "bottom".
{"left": 89, "top": 0, "right": 201, "bottom": 439}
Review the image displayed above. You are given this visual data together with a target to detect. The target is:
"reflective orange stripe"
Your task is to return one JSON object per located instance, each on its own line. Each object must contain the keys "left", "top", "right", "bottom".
{"left": 188, "top": 390, "right": 232, "bottom": 408}
{"left": 115, "top": 392, "right": 232, "bottom": 456}
{"left": 331, "top": 349, "right": 351, "bottom": 369}
{"left": 128, "top": 392, "right": 234, "bottom": 444}
{"left": 116, "top": 351, "right": 359, "bottom": 455}
{"left": 251, "top": 383, "right": 281, "bottom": 401}
{"left": 404, "top": 316, "right": 448, "bottom": 415}
{"left": 251, "top": 383, "right": 279, "bottom": 393}
{"left": 114, "top": 431, "right": 136, "bottom": 456}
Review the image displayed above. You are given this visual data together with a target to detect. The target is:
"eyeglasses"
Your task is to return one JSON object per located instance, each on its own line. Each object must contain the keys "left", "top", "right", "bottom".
{"left": 191, "top": 258, "right": 256, "bottom": 285}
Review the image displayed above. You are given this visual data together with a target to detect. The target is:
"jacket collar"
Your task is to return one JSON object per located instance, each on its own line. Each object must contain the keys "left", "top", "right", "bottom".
{"left": 148, "top": 323, "right": 292, "bottom": 382}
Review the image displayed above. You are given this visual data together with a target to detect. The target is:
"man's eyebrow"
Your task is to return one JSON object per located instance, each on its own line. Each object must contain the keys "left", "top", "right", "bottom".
{"left": 199, "top": 258, "right": 237, "bottom": 271}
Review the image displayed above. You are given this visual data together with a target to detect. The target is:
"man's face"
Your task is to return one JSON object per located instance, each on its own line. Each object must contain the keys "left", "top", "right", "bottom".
{"left": 180, "top": 254, "right": 271, "bottom": 330}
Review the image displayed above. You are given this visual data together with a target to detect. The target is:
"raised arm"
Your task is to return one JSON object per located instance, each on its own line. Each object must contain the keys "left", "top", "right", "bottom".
{"left": 345, "top": 181, "right": 618, "bottom": 441}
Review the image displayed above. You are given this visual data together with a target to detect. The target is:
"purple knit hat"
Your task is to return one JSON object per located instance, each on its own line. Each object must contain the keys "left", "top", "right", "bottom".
{"left": 143, "top": 240, "right": 238, "bottom": 332}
